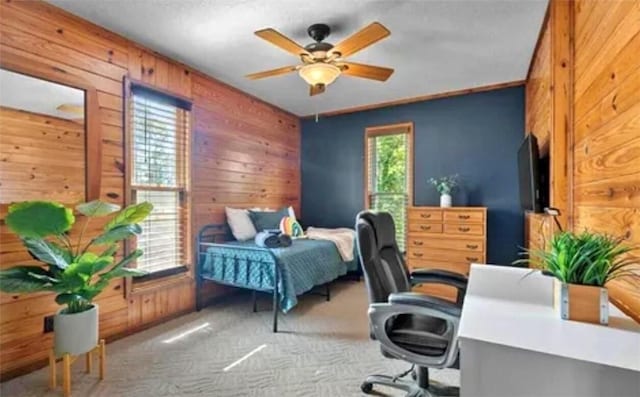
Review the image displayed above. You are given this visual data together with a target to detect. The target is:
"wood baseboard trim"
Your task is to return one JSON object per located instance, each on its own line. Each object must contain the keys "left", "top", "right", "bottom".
{"left": 0, "top": 307, "right": 194, "bottom": 382}
{"left": 303, "top": 80, "right": 525, "bottom": 119}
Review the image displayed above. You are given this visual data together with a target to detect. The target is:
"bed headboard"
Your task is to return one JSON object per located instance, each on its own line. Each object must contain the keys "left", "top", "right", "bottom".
{"left": 197, "top": 223, "right": 234, "bottom": 246}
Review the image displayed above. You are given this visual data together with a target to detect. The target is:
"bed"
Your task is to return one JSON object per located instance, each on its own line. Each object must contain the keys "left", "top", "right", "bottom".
{"left": 196, "top": 223, "right": 359, "bottom": 332}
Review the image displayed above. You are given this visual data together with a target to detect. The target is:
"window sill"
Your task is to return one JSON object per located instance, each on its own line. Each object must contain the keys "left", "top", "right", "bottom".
{"left": 128, "top": 266, "right": 193, "bottom": 297}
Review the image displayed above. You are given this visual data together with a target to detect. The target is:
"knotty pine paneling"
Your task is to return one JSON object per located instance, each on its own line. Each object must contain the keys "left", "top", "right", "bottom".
{"left": 572, "top": 0, "right": 640, "bottom": 321}
{"left": 0, "top": 0, "right": 300, "bottom": 378}
{"left": 525, "top": 0, "right": 640, "bottom": 322}
{"left": 525, "top": 17, "right": 551, "bottom": 155}
{"left": 0, "top": 107, "right": 85, "bottom": 204}
{"left": 191, "top": 72, "right": 300, "bottom": 238}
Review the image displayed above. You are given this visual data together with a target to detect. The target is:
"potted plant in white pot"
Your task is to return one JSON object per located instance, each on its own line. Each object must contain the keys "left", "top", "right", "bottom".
{"left": 428, "top": 174, "right": 459, "bottom": 208}
{"left": 518, "top": 231, "right": 639, "bottom": 325}
{"left": 0, "top": 200, "right": 152, "bottom": 356}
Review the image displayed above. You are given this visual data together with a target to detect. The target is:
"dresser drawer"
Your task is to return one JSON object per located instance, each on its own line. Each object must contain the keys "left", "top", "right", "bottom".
{"left": 444, "top": 223, "right": 484, "bottom": 236}
{"left": 410, "top": 260, "right": 471, "bottom": 277}
{"left": 408, "top": 208, "right": 442, "bottom": 222}
{"left": 406, "top": 236, "right": 484, "bottom": 252}
{"left": 407, "top": 248, "right": 484, "bottom": 263}
{"left": 444, "top": 209, "right": 485, "bottom": 224}
{"left": 408, "top": 223, "right": 443, "bottom": 234}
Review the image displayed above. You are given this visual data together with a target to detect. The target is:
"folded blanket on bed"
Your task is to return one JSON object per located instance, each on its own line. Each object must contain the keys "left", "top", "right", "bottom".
{"left": 305, "top": 227, "right": 355, "bottom": 261}
{"left": 255, "top": 229, "right": 292, "bottom": 248}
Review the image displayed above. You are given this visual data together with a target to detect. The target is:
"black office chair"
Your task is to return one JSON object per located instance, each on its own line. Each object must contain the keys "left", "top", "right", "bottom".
{"left": 355, "top": 211, "right": 468, "bottom": 397}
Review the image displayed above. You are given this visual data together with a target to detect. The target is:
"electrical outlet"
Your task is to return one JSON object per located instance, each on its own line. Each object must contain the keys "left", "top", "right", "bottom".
{"left": 44, "top": 315, "right": 54, "bottom": 333}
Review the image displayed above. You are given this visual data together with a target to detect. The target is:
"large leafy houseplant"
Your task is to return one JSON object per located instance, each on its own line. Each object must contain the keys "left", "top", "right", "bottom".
{"left": 0, "top": 200, "right": 153, "bottom": 314}
{"left": 517, "top": 231, "right": 639, "bottom": 287}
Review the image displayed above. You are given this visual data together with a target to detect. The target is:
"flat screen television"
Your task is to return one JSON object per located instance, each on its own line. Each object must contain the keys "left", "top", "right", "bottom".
{"left": 518, "top": 133, "right": 543, "bottom": 213}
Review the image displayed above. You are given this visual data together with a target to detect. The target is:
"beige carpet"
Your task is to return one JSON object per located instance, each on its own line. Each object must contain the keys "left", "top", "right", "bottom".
{"left": 1, "top": 281, "right": 459, "bottom": 396}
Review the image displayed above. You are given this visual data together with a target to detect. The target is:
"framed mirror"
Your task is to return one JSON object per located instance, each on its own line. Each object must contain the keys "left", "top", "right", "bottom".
{"left": 0, "top": 52, "right": 103, "bottom": 208}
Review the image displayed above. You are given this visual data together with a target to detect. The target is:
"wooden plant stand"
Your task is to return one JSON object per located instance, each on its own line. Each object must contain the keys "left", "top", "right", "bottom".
{"left": 48, "top": 339, "right": 106, "bottom": 397}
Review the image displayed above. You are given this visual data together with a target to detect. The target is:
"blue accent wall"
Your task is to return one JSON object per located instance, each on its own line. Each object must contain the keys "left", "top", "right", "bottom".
{"left": 301, "top": 86, "right": 525, "bottom": 265}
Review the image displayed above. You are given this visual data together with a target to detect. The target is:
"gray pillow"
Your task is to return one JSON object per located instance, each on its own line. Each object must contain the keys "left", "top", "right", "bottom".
{"left": 249, "top": 207, "right": 289, "bottom": 232}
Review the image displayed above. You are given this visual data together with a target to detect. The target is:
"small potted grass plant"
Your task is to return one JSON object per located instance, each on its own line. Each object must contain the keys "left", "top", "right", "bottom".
{"left": 0, "top": 200, "right": 152, "bottom": 356}
{"left": 519, "top": 231, "right": 639, "bottom": 325}
{"left": 428, "top": 174, "right": 459, "bottom": 207}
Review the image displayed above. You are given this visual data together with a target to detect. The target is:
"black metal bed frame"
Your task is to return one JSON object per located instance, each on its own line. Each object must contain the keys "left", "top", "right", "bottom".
{"left": 195, "top": 223, "right": 330, "bottom": 333}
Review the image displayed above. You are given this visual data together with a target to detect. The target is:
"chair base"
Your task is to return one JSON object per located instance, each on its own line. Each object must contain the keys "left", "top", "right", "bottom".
{"left": 361, "top": 374, "right": 459, "bottom": 397}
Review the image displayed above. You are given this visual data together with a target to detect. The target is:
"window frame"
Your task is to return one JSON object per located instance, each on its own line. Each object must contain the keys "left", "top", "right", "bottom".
{"left": 123, "top": 78, "right": 193, "bottom": 293}
{"left": 363, "top": 122, "right": 414, "bottom": 249}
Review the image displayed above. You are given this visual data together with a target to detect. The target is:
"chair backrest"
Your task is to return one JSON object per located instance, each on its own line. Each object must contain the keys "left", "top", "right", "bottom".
{"left": 355, "top": 211, "right": 412, "bottom": 304}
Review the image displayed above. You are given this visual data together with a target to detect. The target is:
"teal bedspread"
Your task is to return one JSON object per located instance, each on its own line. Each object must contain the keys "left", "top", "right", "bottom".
{"left": 201, "top": 239, "right": 357, "bottom": 312}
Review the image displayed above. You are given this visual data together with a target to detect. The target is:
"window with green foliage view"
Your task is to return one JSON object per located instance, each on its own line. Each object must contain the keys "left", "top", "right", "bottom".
{"left": 366, "top": 126, "right": 412, "bottom": 251}
{"left": 129, "top": 86, "right": 191, "bottom": 275}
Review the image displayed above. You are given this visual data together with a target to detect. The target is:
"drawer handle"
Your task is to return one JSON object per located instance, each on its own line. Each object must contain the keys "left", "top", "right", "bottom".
{"left": 466, "top": 256, "right": 479, "bottom": 262}
{"left": 458, "top": 227, "right": 470, "bottom": 232}
{"left": 420, "top": 213, "right": 431, "bottom": 219}
{"left": 420, "top": 225, "right": 432, "bottom": 231}
{"left": 414, "top": 253, "right": 423, "bottom": 258}
{"left": 458, "top": 214, "right": 471, "bottom": 220}
{"left": 413, "top": 241, "right": 424, "bottom": 246}
{"left": 466, "top": 244, "right": 478, "bottom": 249}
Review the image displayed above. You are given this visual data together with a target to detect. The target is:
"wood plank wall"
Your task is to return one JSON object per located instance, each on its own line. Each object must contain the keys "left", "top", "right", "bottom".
{"left": 0, "top": 107, "right": 85, "bottom": 204}
{"left": 572, "top": 0, "right": 640, "bottom": 320}
{"left": 524, "top": 7, "right": 554, "bottom": 251}
{"left": 0, "top": 0, "right": 300, "bottom": 378}
{"left": 525, "top": 0, "right": 640, "bottom": 321}
{"left": 525, "top": 16, "right": 551, "bottom": 155}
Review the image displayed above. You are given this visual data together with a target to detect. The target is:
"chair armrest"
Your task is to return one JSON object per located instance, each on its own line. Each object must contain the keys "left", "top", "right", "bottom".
{"left": 389, "top": 292, "right": 461, "bottom": 318}
{"left": 410, "top": 269, "right": 468, "bottom": 290}
{"left": 368, "top": 293, "right": 461, "bottom": 369}
{"left": 410, "top": 269, "right": 468, "bottom": 305}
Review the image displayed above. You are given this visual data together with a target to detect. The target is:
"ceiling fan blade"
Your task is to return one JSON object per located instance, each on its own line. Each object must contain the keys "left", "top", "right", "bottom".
{"left": 329, "top": 22, "right": 390, "bottom": 58}
{"left": 340, "top": 62, "right": 394, "bottom": 81}
{"left": 310, "top": 84, "right": 326, "bottom": 96}
{"left": 255, "top": 28, "right": 310, "bottom": 57}
{"left": 245, "top": 65, "right": 298, "bottom": 80}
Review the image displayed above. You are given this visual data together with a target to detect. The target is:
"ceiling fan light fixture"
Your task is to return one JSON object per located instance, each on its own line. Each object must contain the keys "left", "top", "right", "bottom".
{"left": 249, "top": 22, "right": 393, "bottom": 95}
{"left": 298, "top": 63, "right": 341, "bottom": 86}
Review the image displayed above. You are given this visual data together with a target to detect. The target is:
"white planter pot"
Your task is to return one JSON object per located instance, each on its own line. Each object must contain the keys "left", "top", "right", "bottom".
{"left": 440, "top": 194, "right": 452, "bottom": 208}
{"left": 54, "top": 304, "right": 99, "bottom": 357}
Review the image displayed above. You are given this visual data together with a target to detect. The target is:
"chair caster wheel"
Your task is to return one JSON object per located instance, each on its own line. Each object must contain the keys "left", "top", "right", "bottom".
{"left": 361, "top": 382, "right": 374, "bottom": 394}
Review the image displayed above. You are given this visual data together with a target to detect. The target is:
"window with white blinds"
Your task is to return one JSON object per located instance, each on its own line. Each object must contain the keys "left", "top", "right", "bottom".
{"left": 365, "top": 125, "right": 413, "bottom": 252}
{"left": 129, "top": 85, "right": 191, "bottom": 276}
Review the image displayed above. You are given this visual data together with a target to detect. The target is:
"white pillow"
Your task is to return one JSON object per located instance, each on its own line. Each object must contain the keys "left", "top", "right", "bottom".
{"left": 225, "top": 207, "right": 257, "bottom": 241}
{"left": 287, "top": 206, "right": 297, "bottom": 221}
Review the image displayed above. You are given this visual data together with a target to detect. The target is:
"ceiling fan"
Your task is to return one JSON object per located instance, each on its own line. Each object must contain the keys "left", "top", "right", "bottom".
{"left": 246, "top": 22, "right": 394, "bottom": 96}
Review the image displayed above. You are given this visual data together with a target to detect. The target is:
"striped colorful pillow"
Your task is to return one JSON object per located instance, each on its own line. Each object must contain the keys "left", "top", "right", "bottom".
{"left": 279, "top": 216, "right": 304, "bottom": 238}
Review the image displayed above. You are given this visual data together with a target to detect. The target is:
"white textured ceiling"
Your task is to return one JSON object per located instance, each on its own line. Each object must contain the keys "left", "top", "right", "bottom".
{"left": 0, "top": 69, "right": 84, "bottom": 120}
{"left": 49, "top": 0, "right": 547, "bottom": 116}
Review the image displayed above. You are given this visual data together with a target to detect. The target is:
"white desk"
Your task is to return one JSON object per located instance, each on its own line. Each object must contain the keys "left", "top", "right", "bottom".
{"left": 459, "top": 264, "right": 640, "bottom": 397}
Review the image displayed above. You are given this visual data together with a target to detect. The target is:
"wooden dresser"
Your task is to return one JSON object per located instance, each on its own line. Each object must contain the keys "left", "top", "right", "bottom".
{"left": 406, "top": 206, "right": 487, "bottom": 301}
